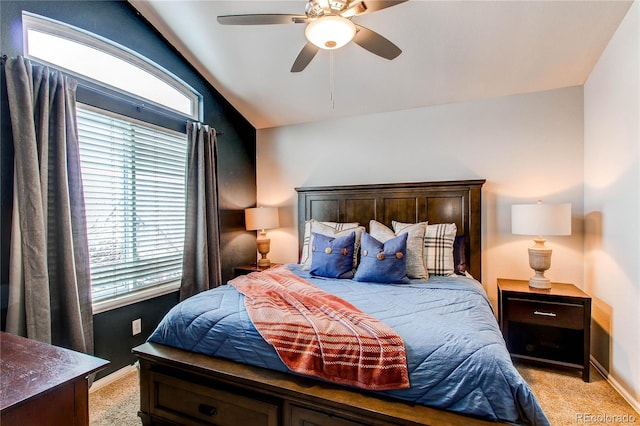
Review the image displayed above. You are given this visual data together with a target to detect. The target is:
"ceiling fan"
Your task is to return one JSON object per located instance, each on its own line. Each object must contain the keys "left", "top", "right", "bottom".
{"left": 217, "top": 0, "right": 407, "bottom": 72}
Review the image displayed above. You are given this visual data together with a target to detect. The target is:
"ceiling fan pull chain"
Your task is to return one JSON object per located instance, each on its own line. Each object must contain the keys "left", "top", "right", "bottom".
{"left": 329, "top": 50, "right": 335, "bottom": 110}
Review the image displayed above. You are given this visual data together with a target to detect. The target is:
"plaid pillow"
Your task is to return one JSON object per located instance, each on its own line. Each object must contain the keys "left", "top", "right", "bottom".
{"left": 424, "top": 223, "right": 457, "bottom": 276}
{"left": 393, "top": 221, "right": 457, "bottom": 276}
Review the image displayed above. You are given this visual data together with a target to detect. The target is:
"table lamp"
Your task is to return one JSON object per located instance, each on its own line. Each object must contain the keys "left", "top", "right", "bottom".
{"left": 245, "top": 207, "right": 279, "bottom": 268}
{"left": 511, "top": 201, "right": 571, "bottom": 289}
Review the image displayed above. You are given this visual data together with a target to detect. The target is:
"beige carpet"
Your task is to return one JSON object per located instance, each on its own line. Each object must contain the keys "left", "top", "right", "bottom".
{"left": 515, "top": 362, "right": 637, "bottom": 425}
{"left": 90, "top": 369, "right": 141, "bottom": 425}
{"left": 89, "top": 363, "right": 637, "bottom": 425}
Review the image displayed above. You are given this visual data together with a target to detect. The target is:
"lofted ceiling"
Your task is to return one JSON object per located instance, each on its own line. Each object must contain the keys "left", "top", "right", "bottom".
{"left": 129, "top": 0, "right": 632, "bottom": 129}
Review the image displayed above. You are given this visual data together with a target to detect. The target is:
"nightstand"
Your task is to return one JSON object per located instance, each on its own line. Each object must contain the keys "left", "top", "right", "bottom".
{"left": 497, "top": 278, "right": 591, "bottom": 382}
{"left": 233, "top": 263, "right": 280, "bottom": 277}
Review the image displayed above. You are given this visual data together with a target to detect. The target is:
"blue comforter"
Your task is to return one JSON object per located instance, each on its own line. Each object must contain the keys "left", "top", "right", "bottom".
{"left": 149, "top": 264, "right": 549, "bottom": 425}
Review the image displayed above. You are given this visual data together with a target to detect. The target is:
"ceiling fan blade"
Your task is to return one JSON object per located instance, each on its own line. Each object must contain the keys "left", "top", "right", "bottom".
{"left": 291, "top": 43, "right": 320, "bottom": 73}
{"left": 353, "top": 25, "right": 401, "bottom": 60}
{"left": 217, "top": 14, "right": 307, "bottom": 25}
{"left": 344, "top": 0, "right": 407, "bottom": 17}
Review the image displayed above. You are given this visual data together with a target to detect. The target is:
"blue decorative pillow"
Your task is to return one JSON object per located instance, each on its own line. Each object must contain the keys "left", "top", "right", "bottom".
{"left": 310, "top": 231, "right": 356, "bottom": 278}
{"left": 354, "top": 232, "right": 409, "bottom": 284}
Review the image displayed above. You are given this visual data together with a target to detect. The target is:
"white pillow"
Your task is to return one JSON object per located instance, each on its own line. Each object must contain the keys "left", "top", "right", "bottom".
{"left": 393, "top": 221, "right": 457, "bottom": 276}
{"left": 370, "top": 220, "right": 428, "bottom": 279}
{"left": 300, "top": 220, "right": 363, "bottom": 270}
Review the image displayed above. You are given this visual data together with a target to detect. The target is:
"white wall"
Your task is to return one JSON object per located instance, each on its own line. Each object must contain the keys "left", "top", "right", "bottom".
{"left": 255, "top": 1, "right": 640, "bottom": 412}
{"left": 584, "top": 0, "right": 640, "bottom": 410}
{"left": 257, "top": 86, "right": 585, "bottom": 307}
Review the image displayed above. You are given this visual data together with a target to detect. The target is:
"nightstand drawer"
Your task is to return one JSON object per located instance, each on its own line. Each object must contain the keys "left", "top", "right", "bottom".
{"left": 507, "top": 298, "right": 584, "bottom": 330}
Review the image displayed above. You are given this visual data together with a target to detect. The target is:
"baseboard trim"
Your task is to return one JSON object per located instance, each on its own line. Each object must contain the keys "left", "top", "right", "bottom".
{"left": 90, "top": 363, "right": 138, "bottom": 393}
{"left": 591, "top": 356, "right": 640, "bottom": 414}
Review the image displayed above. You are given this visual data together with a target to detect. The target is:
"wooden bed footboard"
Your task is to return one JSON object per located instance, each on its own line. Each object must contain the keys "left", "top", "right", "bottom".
{"left": 133, "top": 342, "right": 503, "bottom": 426}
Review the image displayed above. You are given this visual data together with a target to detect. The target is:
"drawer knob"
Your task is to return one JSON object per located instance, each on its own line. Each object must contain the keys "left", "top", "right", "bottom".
{"left": 534, "top": 311, "right": 557, "bottom": 317}
{"left": 198, "top": 404, "right": 218, "bottom": 416}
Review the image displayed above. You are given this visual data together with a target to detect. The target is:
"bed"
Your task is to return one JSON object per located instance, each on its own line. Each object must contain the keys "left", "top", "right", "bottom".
{"left": 133, "top": 179, "right": 549, "bottom": 426}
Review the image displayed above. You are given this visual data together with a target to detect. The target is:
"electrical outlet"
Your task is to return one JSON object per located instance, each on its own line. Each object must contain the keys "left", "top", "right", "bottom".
{"left": 132, "top": 318, "right": 142, "bottom": 336}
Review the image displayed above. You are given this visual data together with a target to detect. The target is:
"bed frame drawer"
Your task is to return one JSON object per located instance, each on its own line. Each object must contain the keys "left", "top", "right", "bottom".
{"left": 506, "top": 298, "right": 584, "bottom": 329}
{"left": 290, "top": 405, "right": 366, "bottom": 426}
{"left": 150, "top": 372, "right": 279, "bottom": 426}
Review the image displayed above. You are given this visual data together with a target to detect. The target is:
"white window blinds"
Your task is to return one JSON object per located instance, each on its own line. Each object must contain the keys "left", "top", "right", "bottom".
{"left": 77, "top": 106, "right": 187, "bottom": 302}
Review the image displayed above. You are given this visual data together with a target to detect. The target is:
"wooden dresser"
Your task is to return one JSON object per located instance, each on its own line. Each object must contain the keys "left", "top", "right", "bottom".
{"left": 0, "top": 332, "right": 109, "bottom": 425}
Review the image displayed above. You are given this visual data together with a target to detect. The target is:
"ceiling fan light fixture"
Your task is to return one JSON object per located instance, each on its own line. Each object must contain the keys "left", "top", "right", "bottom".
{"left": 305, "top": 15, "right": 356, "bottom": 50}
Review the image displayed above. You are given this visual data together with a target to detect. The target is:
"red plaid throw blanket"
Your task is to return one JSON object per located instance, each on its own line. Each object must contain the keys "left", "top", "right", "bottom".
{"left": 229, "top": 265, "right": 410, "bottom": 390}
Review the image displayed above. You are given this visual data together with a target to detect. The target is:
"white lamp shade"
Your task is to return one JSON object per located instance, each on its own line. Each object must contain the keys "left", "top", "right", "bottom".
{"left": 305, "top": 15, "right": 356, "bottom": 50}
{"left": 245, "top": 207, "right": 279, "bottom": 231}
{"left": 511, "top": 203, "right": 571, "bottom": 236}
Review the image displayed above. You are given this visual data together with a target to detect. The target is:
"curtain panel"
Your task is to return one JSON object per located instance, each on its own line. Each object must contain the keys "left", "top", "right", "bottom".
{"left": 179, "top": 122, "right": 222, "bottom": 301}
{"left": 4, "top": 57, "right": 93, "bottom": 354}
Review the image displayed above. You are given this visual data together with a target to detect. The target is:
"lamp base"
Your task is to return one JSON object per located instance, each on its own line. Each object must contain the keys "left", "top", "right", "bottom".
{"left": 529, "top": 275, "right": 551, "bottom": 289}
{"left": 257, "top": 258, "right": 271, "bottom": 268}
{"left": 256, "top": 237, "right": 271, "bottom": 268}
{"left": 528, "top": 239, "right": 552, "bottom": 289}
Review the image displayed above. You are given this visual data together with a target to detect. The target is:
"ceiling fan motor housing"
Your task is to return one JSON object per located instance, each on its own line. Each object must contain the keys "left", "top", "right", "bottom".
{"left": 306, "top": 0, "right": 352, "bottom": 17}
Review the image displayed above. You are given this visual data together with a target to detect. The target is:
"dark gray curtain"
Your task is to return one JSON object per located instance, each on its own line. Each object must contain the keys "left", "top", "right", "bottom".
{"left": 4, "top": 57, "right": 93, "bottom": 354}
{"left": 179, "top": 122, "right": 222, "bottom": 301}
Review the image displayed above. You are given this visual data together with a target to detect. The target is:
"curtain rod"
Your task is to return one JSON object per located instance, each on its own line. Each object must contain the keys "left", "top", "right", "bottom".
{"left": 2, "top": 54, "right": 224, "bottom": 135}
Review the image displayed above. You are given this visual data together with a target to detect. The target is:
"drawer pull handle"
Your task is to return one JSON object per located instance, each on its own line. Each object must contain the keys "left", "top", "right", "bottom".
{"left": 198, "top": 404, "right": 217, "bottom": 416}
{"left": 534, "top": 311, "right": 557, "bottom": 317}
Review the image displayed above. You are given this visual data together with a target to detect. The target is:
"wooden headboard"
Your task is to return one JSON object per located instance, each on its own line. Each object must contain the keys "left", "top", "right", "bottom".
{"left": 296, "top": 179, "right": 485, "bottom": 281}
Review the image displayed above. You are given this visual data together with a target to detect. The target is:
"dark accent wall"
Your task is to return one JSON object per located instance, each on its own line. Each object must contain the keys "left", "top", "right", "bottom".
{"left": 93, "top": 292, "right": 179, "bottom": 377}
{"left": 1, "top": 0, "right": 258, "bottom": 377}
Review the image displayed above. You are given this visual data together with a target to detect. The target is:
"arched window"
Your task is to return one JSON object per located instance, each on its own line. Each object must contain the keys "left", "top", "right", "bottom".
{"left": 23, "top": 12, "right": 199, "bottom": 311}
{"left": 23, "top": 12, "right": 200, "bottom": 120}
